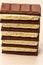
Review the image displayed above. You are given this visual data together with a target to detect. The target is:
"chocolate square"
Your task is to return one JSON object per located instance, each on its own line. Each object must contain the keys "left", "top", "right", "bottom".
{"left": 1, "top": 3, "right": 10, "bottom": 13}
{"left": 10, "top": 4, "right": 20, "bottom": 12}
{"left": 21, "top": 4, "right": 30, "bottom": 12}
{"left": 31, "top": 4, "right": 41, "bottom": 15}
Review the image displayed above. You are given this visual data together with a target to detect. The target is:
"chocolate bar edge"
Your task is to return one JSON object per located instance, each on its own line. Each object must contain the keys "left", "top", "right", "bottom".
{"left": 1, "top": 27, "right": 40, "bottom": 33}
{"left": 2, "top": 43, "right": 38, "bottom": 49}
{"left": 2, "top": 51, "right": 38, "bottom": 56}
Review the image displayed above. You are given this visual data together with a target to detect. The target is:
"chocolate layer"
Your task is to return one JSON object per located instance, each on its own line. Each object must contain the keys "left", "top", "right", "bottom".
{"left": 1, "top": 27, "right": 39, "bottom": 33}
{"left": 2, "top": 36, "right": 39, "bottom": 41}
{"left": 2, "top": 51, "right": 38, "bottom": 56}
{"left": 1, "top": 3, "right": 41, "bottom": 16}
{"left": 2, "top": 44, "right": 38, "bottom": 49}
{"left": 1, "top": 19, "right": 40, "bottom": 24}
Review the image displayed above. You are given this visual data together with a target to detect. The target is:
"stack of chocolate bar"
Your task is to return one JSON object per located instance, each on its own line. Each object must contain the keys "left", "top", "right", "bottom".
{"left": 0, "top": 3, "right": 41, "bottom": 55}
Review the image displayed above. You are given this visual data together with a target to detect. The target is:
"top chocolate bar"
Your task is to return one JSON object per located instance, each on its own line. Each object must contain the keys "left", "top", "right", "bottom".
{"left": 1, "top": 3, "right": 41, "bottom": 16}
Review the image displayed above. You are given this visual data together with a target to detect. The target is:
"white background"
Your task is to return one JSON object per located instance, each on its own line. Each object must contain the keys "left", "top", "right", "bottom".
{"left": 0, "top": 0, "right": 43, "bottom": 65}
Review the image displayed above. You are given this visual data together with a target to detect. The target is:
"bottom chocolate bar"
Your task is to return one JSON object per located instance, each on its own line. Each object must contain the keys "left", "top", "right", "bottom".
{"left": 2, "top": 51, "right": 38, "bottom": 56}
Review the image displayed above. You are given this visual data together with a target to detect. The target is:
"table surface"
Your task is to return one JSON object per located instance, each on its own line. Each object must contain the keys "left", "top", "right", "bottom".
{"left": 0, "top": 0, "right": 43, "bottom": 65}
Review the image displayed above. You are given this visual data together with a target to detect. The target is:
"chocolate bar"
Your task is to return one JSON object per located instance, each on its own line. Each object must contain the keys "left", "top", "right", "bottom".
{"left": 0, "top": 3, "right": 41, "bottom": 56}
{"left": 1, "top": 3, "right": 41, "bottom": 15}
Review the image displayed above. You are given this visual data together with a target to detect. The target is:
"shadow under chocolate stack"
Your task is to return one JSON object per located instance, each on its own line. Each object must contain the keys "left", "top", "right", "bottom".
{"left": 0, "top": 3, "right": 41, "bottom": 55}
